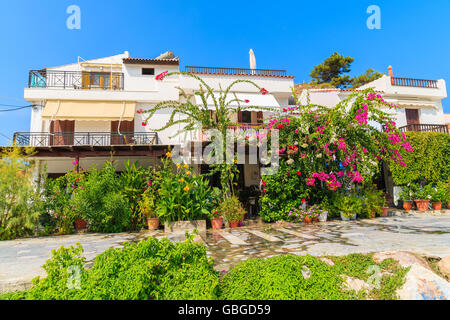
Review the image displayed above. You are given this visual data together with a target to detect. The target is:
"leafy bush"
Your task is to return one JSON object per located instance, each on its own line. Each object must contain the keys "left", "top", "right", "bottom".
{"left": 156, "top": 157, "right": 215, "bottom": 222}
{"left": 3, "top": 237, "right": 219, "bottom": 300}
{"left": 221, "top": 196, "right": 246, "bottom": 222}
{"left": 389, "top": 132, "right": 450, "bottom": 185}
{"left": 71, "top": 162, "right": 133, "bottom": 233}
{"left": 220, "top": 255, "right": 357, "bottom": 300}
{"left": 259, "top": 164, "right": 310, "bottom": 222}
{"left": 0, "top": 147, "right": 40, "bottom": 240}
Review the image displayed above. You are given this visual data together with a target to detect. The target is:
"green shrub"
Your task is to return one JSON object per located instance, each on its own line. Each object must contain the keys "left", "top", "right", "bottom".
{"left": 0, "top": 147, "right": 40, "bottom": 240}
{"left": 72, "top": 162, "right": 133, "bottom": 233}
{"left": 221, "top": 196, "right": 246, "bottom": 222}
{"left": 156, "top": 157, "right": 215, "bottom": 222}
{"left": 3, "top": 237, "right": 219, "bottom": 300}
{"left": 220, "top": 255, "right": 357, "bottom": 300}
{"left": 389, "top": 132, "right": 450, "bottom": 185}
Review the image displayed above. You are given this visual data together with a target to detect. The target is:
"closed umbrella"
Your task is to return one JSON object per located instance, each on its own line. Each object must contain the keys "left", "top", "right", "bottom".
{"left": 249, "top": 49, "right": 256, "bottom": 74}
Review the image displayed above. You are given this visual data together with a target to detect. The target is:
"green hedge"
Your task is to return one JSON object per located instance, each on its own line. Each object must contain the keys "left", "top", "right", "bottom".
{"left": 1, "top": 237, "right": 219, "bottom": 300}
{"left": 390, "top": 132, "right": 450, "bottom": 185}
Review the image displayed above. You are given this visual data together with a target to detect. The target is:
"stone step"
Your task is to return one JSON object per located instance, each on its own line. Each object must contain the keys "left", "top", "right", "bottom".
{"left": 276, "top": 227, "right": 318, "bottom": 240}
{"left": 245, "top": 229, "right": 283, "bottom": 242}
{"left": 216, "top": 230, "right": 249, "bottom": 245}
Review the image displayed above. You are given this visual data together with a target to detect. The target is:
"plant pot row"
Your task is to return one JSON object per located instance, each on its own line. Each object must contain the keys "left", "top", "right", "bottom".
{"left": 403, "top": 200, "right": 446, "bottom": 212}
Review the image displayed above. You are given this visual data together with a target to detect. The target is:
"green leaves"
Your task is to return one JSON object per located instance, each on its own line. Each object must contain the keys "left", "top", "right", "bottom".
{"left": 389, "top": 132, "right": 450, "bottom": 185}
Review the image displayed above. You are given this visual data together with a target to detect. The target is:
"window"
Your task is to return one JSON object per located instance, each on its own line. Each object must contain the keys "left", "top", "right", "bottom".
{"left": 142, "top": 68, "right": 155, "bottom": 75}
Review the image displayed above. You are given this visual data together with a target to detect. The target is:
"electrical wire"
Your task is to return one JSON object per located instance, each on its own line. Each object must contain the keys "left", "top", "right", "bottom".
{"left": 0, "top": 105, "right": 33, "bottom": 112}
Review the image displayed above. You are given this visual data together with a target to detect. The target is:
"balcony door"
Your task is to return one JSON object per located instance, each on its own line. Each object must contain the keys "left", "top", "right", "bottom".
{"left": 50, "top": 120, "right": 75, "bottom": 146}
{"left": 405, "top": 109, "right": 420, "bottom": 125}
{"left": 111, "top": 120, "right": 134, "bottom": 145}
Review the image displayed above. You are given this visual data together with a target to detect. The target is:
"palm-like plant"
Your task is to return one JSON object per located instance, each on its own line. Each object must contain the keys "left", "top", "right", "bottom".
{"left": 142, "top": 71, "right": 278, "bottom": 200}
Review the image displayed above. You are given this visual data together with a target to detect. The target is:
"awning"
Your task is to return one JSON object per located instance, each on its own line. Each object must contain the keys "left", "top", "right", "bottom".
{"left": 194, "top": 92, "right": 280, "bottom": 109}
{"left": 397, "top": 100, "right": 438, "bottom": 109}
{"left": 41, "top": 100, "right": 136, "bottom": 121}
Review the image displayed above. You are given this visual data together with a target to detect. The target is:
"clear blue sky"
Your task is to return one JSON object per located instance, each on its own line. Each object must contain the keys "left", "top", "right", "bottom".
{"left": 1, "top": 0, "right": 449, "bottom": 145}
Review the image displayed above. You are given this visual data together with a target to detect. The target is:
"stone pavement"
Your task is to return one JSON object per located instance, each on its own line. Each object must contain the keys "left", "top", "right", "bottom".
{"left": 1, "top": 212, "right": 450, "bottom": 294}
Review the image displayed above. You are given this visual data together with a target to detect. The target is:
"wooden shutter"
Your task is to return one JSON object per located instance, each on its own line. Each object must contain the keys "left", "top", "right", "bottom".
{"left": 405, "top": 109, "right": 420, "bottom": 125}
{"left": 111, "top": 120, "right": 134, "bottom": 145}
{"left": 50, "top": 120, "right": 74, "bottom": 146}
{"left": 237, "top": 110, "right": 243, "bottom": 123}
{"left": 257, "top": 111, "right": 263, "bottom": 124}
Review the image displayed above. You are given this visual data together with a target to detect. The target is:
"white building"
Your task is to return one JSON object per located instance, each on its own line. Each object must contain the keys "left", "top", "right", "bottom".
{"left": 298, "top": 66, "right": 448, "bottom": 133}
{"left": 18, "top": 50, "right": 294, "bottom": 188}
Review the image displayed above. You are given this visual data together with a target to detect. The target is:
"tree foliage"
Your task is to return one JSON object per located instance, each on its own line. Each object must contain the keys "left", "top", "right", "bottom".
{"left": 310, "top": 52, "right": 383, "bottom": 89}
{"left": 0, "top": 147, "right": 40, "bottom": 240}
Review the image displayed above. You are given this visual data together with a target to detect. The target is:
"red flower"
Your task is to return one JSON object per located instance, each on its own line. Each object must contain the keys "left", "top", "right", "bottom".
{"left": 302, "top": 198, "right": 306, "bottom": 203}
{"left": 260, "top": 88, "right": 268, "bottom": 95}
{"left": 277, "top": 123, "right": 284, "bottom": 130}
{"left": 142, "top": 121, "right": 147, "bottom": 127}
{"left": 136, "top": 108, "right": 143, "bottom": 114}
{"left": 245, "top": 99, "right": 250, "bottom": 103}
{"left": 262, "top": 181, "right": 267, "bottom": 186}
{"left": 155, "top": 71, "right": 168, "bottom": 81}
{"left": 296, "top": 171, "right": 302, "bottom": 176}
{"left": 283, "top": 108, "right": 287, "bottom": 112}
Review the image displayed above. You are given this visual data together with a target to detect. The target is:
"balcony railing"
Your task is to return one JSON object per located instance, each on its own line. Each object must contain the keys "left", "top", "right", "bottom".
{"left": 391, "top": 77, "right": 438, "bottom": 88}
{"left": 185, "top": 66, "right": 289, "bottom": 77}
{"left": 398, "top": 124, "right": 448, "bottom": 134}
{"left": 13, "top": 132, "right": 158, "bottom": 147}
{"left": 28, "top": 70, "right": 124, "bottom": 90}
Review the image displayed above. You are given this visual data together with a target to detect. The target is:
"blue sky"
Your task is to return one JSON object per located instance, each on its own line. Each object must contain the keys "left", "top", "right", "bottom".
{"left": 0, "top": 0, "right": 449, "bottom": 145}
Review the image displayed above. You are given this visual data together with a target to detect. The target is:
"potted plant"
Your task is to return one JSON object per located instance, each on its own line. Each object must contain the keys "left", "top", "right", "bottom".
{"left": 74, "top": 217, "right": 87, "bottom": 230}
{"left": 222, "top": 196, "right": 246, "bottom": 228}
{"left": 318, "top": 199, "right": 329, "bottom": 222}
{"left": 210, "top": 208, "right": 224, "bottom": 229}
{"left": 139, "top": 192, "right": 159, "bottom": 230}
{"left": 399, "top": 185, "right": 413, "bottom": 211}
{"left": 430, "top": 182, "right": 447, "bottom": 211}
{"left": 413, "top": 183, "right": 432, "bottom": 212}
{"left": 338, "top": 194, "right": 361, "bottom": 221}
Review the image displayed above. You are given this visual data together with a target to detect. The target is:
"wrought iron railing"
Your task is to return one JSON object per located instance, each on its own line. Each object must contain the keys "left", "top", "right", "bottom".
{"left": 391, "top": 77, "right": 438, "bottom": 88}
{"left": 28, "top": 70, "right": 124, "bottom": 90}
{"left": 13, "top": 132, "right": 159, "bottom": 147}
{"left": 185, "top": 66, "right": 289, "bottom": 77}
{"left": 398, "top": 124, "right": 448, "bottom": 134}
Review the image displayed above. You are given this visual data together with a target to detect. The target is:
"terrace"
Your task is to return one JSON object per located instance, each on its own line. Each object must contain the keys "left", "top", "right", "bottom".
{"left": 184, "top": 66, "right": 292, "bottom": 78}
{"left": 13, "top": 132, "right": 159, "bottom": 147}
{"left": 28, "top": 69, "right": 124, "bottom": 90}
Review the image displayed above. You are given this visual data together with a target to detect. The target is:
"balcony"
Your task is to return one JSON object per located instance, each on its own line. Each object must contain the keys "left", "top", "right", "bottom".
{"left": 184, "top": 66, "right": 291, "bottom": 78}
{"left": 398, "top": 124, "right": 448, "bottom": 134}
{"left": 391, "top": 77, "right": 438, "bottom": 88}
{"left": 13, "top": 132, "right": 159, "bottom": 147}
{"left": 28, "top": 70, "right": 124, "bottom": 90}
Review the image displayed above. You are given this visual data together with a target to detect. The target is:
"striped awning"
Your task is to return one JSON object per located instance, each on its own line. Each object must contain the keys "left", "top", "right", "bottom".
{"left": 41, "top": 100, "right": 136, "bottom": 121}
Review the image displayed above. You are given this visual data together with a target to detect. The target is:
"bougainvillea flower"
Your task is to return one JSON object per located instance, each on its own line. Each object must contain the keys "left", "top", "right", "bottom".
{"left": 148, "top": 180, "right": 152, "bottom": 187}
{"left": 155, "top": 71, "right": 168, "bottom": 81}
{"left": 72, "top": 159, "right": 79, "bottom": 166}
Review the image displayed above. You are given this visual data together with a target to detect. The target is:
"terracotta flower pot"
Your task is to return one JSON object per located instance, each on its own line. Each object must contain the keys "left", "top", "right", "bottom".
{"left": 147, "top": 218, "right": 159, "bottom": 230}
{"left": 414, "top": 200, "right": 429, "bottom": 212}
{"left": 382, "top": 207, "right": 389, "bottom": 217}
{"left": 303, "top": 217, "right": 312, "bottom": 224}
{"left": 211, "top": 217, "right": 223, "bottom": 229}
{"left": 229, "top": 221, "right": 239, "bottom": 228}
{"left": 403, "top": 201, "right": 412, "bottom": 211}
{"left": 432, "top": 202, "right": 442, "bottom": 211}
{"left": 74, "top": 218, "right": 87, "bottom": 230}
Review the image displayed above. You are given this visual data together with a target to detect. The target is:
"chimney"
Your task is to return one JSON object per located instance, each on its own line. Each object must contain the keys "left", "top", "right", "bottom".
{"left": 388, "top": 65, "right": 394, "bottom": 85}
